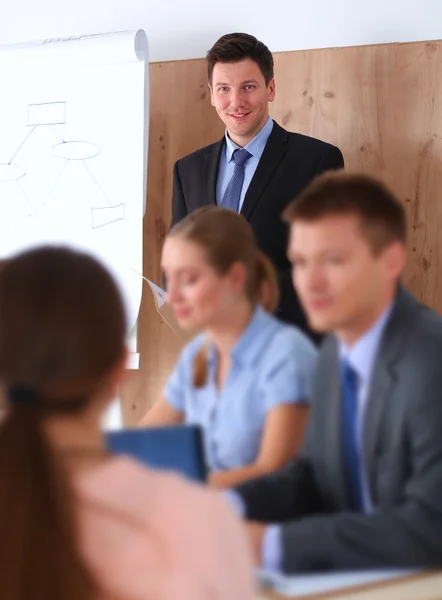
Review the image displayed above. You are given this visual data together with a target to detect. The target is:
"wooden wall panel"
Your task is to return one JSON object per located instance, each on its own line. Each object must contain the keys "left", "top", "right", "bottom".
{"left": 270, "top": 42, "right": 442, "bottom": 308}
{"left": 122, "top": 40, "right": 442, "bottom": 424}
{"left": 121, "top": 61, "right": 223, "bottom": 425}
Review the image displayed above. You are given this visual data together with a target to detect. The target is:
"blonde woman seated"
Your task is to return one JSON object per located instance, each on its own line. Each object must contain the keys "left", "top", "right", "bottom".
{"left": 142, "top": 207, "right": 317, "bottom": 489}
{"left": 0, "top": 247, "right": 254, "bottom": 600}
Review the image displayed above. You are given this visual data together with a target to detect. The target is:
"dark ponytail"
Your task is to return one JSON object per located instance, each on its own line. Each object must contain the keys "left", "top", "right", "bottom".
{"left": 0, "top": 247, "right": 127, "bottom": 600}
{"left": 0, "top": 393, "right": 96, "bottom": 600}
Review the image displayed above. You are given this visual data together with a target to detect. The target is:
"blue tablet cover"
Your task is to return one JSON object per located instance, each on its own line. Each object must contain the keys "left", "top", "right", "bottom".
{"left": 105, "top": 425, "right": 207, "bottom": 483}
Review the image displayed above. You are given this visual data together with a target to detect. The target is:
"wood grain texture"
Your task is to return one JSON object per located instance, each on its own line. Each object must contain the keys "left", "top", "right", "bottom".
{"left": 121, "top": 60, "right": 223, "bottom": 425}
{"left": 122, "top": 40, "right": 442, "bottom": 424}
{"left": 270, "top": 41, "right": 442, "bottom": 309}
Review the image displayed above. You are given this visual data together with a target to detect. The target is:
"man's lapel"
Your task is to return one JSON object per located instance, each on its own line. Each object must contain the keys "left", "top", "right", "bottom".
{"left": 202, "top": 138, "right": 225, "bottom": 207}
{"left": 240, "top": 121, "right": 289, "bottom": 220}
{"left": 363, "top": 288, "right": 417, "bottom": 504}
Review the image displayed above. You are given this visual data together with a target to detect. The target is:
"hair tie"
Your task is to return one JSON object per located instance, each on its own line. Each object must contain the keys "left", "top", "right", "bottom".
{"left": 8, "top": 386, "right": 38, "bottom": 406}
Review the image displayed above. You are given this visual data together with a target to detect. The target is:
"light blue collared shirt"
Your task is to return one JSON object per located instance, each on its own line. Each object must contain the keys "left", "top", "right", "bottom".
{"left": 164, "top": 305, "right": 317, "bottom": 472}
{"left": 216, "top": 116, "right": 274, "bottom": 210}
{"left": 261, "top": 302, "right": 394, "bottom": 573}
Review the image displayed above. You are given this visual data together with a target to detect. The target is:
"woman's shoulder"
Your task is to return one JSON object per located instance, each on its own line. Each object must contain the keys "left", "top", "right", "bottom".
{"left": 262, "top": 312, "right": 318, "bottom": 361}
{"left": 76, "top": 458, "right": 254, "bottom": 599}
{"left": 75, "top": 456, "right": 159, "bottom": 500}
{"left": 76, "top": 456, "right": 226, "bottom": 519}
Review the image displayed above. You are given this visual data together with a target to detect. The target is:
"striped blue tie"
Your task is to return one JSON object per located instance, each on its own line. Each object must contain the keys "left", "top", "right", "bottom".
{"left": 341, "top": 359, "right": 364, "bottom": 511}
{"left": 221, "top": 148, "right": 252, "bottom": 213}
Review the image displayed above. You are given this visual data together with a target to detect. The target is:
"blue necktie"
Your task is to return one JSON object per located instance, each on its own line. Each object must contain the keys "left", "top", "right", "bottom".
{"left": 341, "top": 359, "right": 364, "bottom": 511}
{"left": 221, "top": 148, "right": 252, "bottom": 213}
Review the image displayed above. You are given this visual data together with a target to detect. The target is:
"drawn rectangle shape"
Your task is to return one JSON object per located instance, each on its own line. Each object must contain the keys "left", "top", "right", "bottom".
{"left": 91, "top": 204, "right": 125, "bottom": 229}
{"left": 27, "top": 102, "right": 66, "bottom": 126}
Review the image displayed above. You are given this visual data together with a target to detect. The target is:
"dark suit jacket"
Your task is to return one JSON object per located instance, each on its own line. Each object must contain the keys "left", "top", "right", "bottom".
{"left": 171, "top": 121, "right": 344, "bottom": 341}
{"left": 235, "top": 288, "right": 442, "bottom": 572}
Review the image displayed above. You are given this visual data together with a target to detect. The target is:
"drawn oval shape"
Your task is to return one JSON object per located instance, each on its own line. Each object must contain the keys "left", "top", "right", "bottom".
{"left": 0, "top": 163, "right": 25, "bottom": 182}
{"left": 52, "top": 141, "right": 100, "bottom": 161}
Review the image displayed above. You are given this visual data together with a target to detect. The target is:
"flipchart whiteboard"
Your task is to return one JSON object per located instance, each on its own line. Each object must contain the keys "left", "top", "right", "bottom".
{"left": 0, "top": 30, "right": 148, "bottom": 338}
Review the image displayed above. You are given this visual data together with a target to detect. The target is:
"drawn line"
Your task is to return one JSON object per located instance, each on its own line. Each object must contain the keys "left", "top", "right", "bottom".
{"left": 45, "top": 159, "right": 69, "bottom": 204}
{"left": 8, "top": 126, "right": 37, "bottom": 164}
{"left": 51, "top": 125, "right": 65, "bottom": 143}
{"left": 82, "top": 160, "right": 113, "bottom": 207}
{"left": 17, "top": 179, "right": 36, "bottom": 216}
{"left": 91, "top": 204, "right": 125, "bottom": 229}
{"left": 91, "top": 216, "right": 124, "bottom": 229}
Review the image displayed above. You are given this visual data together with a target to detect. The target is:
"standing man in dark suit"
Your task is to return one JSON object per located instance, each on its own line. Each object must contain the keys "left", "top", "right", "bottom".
{"left": 232, "top": 172, "right": 442, "bottom": 572}
{"left": 171, "top": 32, "right": 344, "bottom": 340}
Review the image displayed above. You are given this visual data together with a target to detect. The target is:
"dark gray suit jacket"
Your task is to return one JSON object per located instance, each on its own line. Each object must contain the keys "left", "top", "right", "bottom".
{"left": 235, "top": 288, "right": 442, "bottom": 572}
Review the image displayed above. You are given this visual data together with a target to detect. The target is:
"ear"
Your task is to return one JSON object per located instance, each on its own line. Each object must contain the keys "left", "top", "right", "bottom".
{"left": 228, "top": 261, "right": 247, "bottom": 294}
{"left": 208, "top": 82, "right": 215, "bottom": 107}
{"left": 268, "top": 78, "right": 276, "bottom": 103}
{"left": 383, "top": 242, "right": 406, "bottom": 281}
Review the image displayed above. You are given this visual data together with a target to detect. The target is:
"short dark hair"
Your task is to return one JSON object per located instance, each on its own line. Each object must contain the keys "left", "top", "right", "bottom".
{"left": 206, "top": 33, "right": 274, "bottom": 85}
{"left": 283, "top": 171, "right": 407, "bottom": 255}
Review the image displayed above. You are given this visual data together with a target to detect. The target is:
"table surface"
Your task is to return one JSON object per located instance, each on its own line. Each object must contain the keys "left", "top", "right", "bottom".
{"left": 257, "top": 570, "right": 442, "bottom": 600}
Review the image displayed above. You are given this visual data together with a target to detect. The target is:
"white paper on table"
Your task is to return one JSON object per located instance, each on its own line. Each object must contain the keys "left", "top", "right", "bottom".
{"left": 258, "top": 568, "right": 420, "bottom": 598}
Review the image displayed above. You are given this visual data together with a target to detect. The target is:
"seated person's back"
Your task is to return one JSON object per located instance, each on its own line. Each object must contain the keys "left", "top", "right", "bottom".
{"left": 77, "top": 458, "right": 252, "bottom": 599}
{"left": 0, "top": 246, "right": 254, "bottom": 600}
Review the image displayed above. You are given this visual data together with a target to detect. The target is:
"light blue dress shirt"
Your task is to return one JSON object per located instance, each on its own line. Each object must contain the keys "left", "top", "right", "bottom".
{"left": 216, "top": 116, "right": 274, "bottom": 210}
{"left": 261, "top": 302, "right": 394, "bottom": 573}
{"left": 164, "top": 305, "right": 317, "bottom": 472}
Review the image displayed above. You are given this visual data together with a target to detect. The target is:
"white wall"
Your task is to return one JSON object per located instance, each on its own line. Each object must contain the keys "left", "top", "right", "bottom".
{"left": 2, "top": 0, "right": 442, "bottom": 63}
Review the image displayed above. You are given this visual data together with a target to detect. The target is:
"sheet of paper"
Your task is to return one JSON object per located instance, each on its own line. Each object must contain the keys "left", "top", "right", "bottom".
{"left": 258, "top": 568, "right": 419, "bottom": 598}
{"left": 145, "top": 276, "right": 167, "bottom": 309}
{"left": 133, "top": 270, "right": 194, "bottom": 341}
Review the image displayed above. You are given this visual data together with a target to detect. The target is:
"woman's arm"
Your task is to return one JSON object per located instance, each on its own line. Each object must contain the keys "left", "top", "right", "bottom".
{"left": 139, "top": 398, "right": 184, "bottom": 427}
{"left": 209, "top": 403, "right": 309, "bottom": 489}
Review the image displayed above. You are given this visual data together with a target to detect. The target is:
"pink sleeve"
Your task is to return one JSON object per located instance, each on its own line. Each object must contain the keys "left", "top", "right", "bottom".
{"left": 152, "top": 476, "right": 256, "bottom": 600}
{"left": 144, "top": 497, "right": 256, "bottom": 600}
{"left": 213, "top": 495, "right": 256, "bottom": 600}
{"left": 76, "top": 460, "right": 256, "bottom": 600}
{"left": 184, "top": 491, "right": 256, "bottom": 600}
{"left": 142, "top": 572, "right": 232, "bottom": 600}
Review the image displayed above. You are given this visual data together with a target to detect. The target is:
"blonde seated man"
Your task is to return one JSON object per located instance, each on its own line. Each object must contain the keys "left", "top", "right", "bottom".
{"left": 142, "top": 207, "right": 317, "bottom": 489}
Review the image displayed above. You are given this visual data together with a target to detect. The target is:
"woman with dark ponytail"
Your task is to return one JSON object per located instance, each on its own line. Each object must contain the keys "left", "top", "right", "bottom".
{"left": 0, "top": 246, "right": 254, "bottom": 600}
{"left": 142, "top": 207, "right": 317, "bottom": 489}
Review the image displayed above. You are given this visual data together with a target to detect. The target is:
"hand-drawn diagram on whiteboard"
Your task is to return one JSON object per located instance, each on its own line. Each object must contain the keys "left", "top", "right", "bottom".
{"left": 2, "top": 100, "right": 125, "bottom": 228}
{"left": 0, "top": 30, "right": 149, "bottom": 335}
